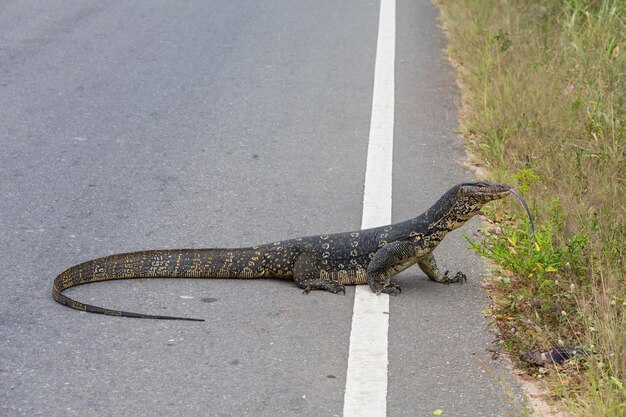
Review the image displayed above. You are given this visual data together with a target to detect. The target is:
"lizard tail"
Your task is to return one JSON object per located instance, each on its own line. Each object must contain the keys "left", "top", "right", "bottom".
{"left": 52, "top": 248, "right": 267, "bottom": 321}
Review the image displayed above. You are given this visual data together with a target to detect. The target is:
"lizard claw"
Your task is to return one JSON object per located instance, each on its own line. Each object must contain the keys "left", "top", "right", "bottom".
{"left": 299, "top": 281, "right": 345, "bottom": 295}
{"left": 375, "top": 281, "right": 401, "bottom": 295}
{"left": 320, "top": 281, "right": 346, "bottom": 295}
{"left": 444, "top": 270, "right": 467, "bottom": 285}
{"left": 329, "top": 283, "right": 346, "bottom": 295}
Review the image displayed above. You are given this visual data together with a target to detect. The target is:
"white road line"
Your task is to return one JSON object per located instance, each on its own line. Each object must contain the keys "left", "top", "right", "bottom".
{"left": 343, "top": 0, "right": 395, "bottom": 416}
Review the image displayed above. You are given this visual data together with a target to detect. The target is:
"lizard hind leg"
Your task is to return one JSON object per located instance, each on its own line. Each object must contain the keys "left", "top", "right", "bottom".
{"left": 293, "top": 251, "right": 346, "bottom": 295}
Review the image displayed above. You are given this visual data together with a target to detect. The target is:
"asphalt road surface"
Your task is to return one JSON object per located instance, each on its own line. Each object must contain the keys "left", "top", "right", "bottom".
{"left": 0, "top": 1, "right": 525, "bottom": 416}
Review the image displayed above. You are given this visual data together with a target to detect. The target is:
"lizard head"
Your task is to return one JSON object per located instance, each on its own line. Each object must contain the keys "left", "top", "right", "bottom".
{"left": 426, "top": 181, "right": 512, "bottom": 231}
{"left": 458, "top": 180, "right": 511, "bottom": 202}
{"left": 451, "top": 181, "right": 511, "bottom": 218}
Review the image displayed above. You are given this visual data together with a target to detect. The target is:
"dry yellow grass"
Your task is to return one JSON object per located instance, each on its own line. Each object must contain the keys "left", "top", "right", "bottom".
{"left": 435, "top": 0, "right": 625, "bottom": 414}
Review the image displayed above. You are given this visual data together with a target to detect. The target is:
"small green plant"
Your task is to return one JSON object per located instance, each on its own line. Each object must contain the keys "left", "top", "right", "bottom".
{"left": 467, "top": 212, "right": 588, "bottom": 325}
{"left": 493, "top": 28, "right": 512, "bottom": 52}
{"left": 468, "top": 222, "right": 587, "bottom": 283}
{"left": 512, "top": 169, "right": 541, "bottom": 193}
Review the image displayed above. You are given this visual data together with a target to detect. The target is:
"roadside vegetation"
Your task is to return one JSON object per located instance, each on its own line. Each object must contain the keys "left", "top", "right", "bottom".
{"left": 435, "top": 0, "right": 625, "bottom": 415}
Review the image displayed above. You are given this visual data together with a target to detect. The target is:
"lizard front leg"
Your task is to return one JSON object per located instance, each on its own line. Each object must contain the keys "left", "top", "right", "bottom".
{"left": 367, "top": 241, "right": 418, "bottom": 295}
{"left": 293, "top": 250, "right": 346, "bottom": 295}
{"left": 417, "top": 253, "right": 467, "bottom": 284}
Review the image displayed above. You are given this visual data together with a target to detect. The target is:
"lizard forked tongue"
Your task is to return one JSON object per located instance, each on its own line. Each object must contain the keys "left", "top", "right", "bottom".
{"left": 509, "top": 189, "right": 535, "bottom": 236}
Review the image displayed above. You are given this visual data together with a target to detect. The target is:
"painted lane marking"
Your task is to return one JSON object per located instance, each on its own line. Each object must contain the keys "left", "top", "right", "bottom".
{"left": 343, "top": 0, "right": 395, "bottom": 416}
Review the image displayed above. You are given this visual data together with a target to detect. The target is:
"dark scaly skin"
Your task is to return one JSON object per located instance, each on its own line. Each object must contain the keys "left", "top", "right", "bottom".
{"left": 53, "top": 181, "right": 512, "bottom": 321}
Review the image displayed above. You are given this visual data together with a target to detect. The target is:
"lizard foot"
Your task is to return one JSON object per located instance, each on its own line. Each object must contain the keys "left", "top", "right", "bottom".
{"left": 323, "top": 281, "right": 346, "bottom": 295}
{"left": 374, "top": 281, "right": 402, "bottom": 295}
{"left": 443, "top": 270, "right": 467, "bottom": 285}
{"left": 301, "top": 281, "right": 346, "bottom": 295}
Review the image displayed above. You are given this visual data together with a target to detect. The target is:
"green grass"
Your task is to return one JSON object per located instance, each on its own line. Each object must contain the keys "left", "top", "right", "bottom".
{"left": 435, "top": 0, "right": 625, "bottom": 414}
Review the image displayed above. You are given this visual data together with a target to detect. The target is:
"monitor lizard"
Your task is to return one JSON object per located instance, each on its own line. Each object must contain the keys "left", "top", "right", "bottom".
{"left": 53, "top": 181, "right": 523, "bottom": 321}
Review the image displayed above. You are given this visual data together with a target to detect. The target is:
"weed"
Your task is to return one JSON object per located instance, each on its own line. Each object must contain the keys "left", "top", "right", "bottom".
{"left": 512, "top": 169, "right": 541, "bottom": 193}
